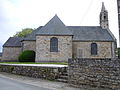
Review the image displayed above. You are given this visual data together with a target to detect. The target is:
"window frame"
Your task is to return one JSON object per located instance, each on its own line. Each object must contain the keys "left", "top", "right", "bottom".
{"left": 91, "top": 43, "right": 98, "bottom": 55}
{"left": 50, "top": 37, "right": 58, "bottom": 52}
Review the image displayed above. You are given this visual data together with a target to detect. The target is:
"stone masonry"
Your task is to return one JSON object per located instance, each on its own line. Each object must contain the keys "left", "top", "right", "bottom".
{"left": 73, "top": 41, "right": 116, "bottom": 58}
{"left": 0, "top": 57, "right": 1, "bottom": 60}
{"left": 68, "top": 58, "right": 120, "bottom": 89}
{"left": 2, "top": 47, "right": 22, "bottom": 61}
{"left": 36, "top": 35, "right": 72, "bottom": 62}
{"left": 0, "top": 64, "right": 67, "bottom": 81}
{"left": 23, "top": 41, "right": 36, "bottom": 52}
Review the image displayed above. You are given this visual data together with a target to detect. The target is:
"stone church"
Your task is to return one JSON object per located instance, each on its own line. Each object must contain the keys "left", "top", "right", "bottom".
{"left": 1, "top": 3, "right": 117, "bottom": 62}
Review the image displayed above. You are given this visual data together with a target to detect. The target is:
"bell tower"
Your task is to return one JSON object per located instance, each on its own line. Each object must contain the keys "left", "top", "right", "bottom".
{"left": 100, "top": 2, "right": 109, "bottom": 29}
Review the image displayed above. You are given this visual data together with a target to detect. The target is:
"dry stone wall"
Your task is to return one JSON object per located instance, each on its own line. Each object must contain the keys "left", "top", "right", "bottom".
{"left": 68, "top": 58, "right": 120, "bottom": 89}
{"left": 0, "top": 64, "right": 67, "bottom": 81}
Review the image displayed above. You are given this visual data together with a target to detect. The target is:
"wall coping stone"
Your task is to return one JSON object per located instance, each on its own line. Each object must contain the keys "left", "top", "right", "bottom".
{"left": 0, "top": 63, "right": 68, "bottom": 68}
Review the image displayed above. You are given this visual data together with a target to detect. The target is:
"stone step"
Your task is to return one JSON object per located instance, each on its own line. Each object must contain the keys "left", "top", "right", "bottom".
{"left": 57, "top": 78, "right": 68, "bottom": 83}
{"left": 57, "top": 73, "right": 68, "bottom": 83}
{"left": 61, "top": 73, "right": 68, "bottom": 76}
{"left": 59, "top": 75, "right": 68, "bottom": 79}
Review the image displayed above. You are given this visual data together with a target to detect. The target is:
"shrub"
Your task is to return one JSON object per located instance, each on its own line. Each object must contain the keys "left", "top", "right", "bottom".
{"left": 18, "top": 50, "right": 35, "bottom": 62}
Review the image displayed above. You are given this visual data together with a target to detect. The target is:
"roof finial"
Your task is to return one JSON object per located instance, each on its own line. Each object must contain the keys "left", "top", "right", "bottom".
{"left": 55, "top": 14, "right": 58, "bottom": 16}
{"left": 101, "top": 2, "right": 106, "bottom": 12}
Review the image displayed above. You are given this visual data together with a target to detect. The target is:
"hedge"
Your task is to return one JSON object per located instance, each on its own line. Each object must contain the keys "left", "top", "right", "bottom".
{"left": 18, "top": 50, "right": 35, "bottom": 62}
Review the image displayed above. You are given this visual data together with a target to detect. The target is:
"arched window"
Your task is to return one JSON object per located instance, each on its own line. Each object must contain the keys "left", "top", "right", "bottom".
{"left": 50, "top": 37, "right": 58, "bottom": 52}
{"left": 91, "top": 43, "right": 97, "bottom": 55}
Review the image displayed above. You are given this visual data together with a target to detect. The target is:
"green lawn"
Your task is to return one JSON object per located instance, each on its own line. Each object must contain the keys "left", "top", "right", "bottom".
{"left": 0, "top": 62, "right": 68, "bottom": 65}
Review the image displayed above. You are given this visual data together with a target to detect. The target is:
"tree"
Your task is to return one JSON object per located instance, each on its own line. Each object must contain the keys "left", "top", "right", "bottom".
{"left": 14, "top": 28, "right": 33, "bottom": 37}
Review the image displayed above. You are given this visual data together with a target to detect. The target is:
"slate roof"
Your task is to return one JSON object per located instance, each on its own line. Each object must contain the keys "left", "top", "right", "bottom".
{"left": 24, "top": 26, "right": 115, "bottom": 42}
{"left": 36, "top": 15, "right": 73, "bottom": 36}
{"left": 3, "top": 15, "right": 116, "bottom": 47}
{"left": 23, "top": 26, "right": 42, "bottom": 41}
{"left": 68, "top": 26, "right": 115, "bottom": 41}
{"left": 3, "top": 37, "right": 23, "bottom": 47}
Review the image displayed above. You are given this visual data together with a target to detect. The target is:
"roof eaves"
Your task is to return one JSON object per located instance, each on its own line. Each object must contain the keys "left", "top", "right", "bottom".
{"left": 36, "top": 34, "right": 73, "bottom": 36}
{"left": 73, "top": 40, "right": 114, "bottom": 42}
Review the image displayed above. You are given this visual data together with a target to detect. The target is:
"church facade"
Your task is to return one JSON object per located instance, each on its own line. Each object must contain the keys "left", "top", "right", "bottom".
{"left": 1, "top": 3, "right": 117, "bottom": 62}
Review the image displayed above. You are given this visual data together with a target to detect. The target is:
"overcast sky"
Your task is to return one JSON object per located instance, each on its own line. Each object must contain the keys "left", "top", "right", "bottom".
{"left": 0, "top": 0, "right": 119, "bottom": 52}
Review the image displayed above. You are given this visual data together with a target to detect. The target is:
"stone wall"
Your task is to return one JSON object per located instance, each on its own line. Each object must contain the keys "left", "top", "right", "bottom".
{"left": 73, "top": 41, "right": 115, "bottom": 58}
{"left": 2, "top": 47, "right": 22, "bottom": 61}
{"left": 36, "top": 35, "right": 72, "bottom": 62}
{"left": 23, "top": 41, "right": 36, "bottom": 52}
{"left": 0, "top": 64, "right": 67, "bottom": 81}
{"left": 68, "top": 58, "right": 120, "bottom": 89}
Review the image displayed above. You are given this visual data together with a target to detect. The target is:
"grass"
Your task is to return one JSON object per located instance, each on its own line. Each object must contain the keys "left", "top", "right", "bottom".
{"left": 0, "top": 62, "right": 68, "bottom": 65}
